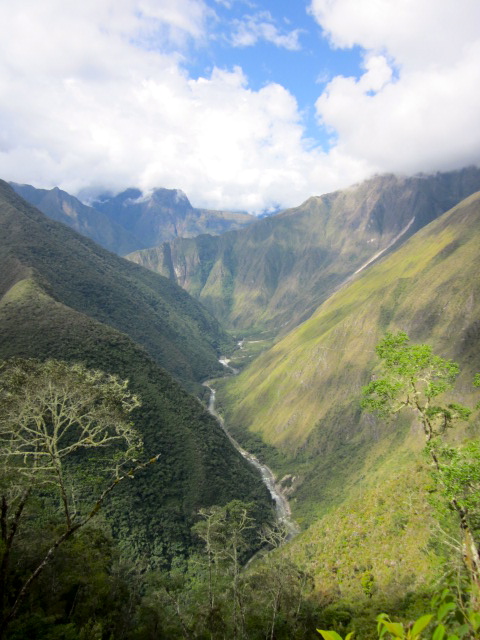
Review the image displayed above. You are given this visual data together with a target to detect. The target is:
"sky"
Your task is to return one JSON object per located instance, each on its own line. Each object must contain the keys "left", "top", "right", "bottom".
{"left": 1, "top": 0, "right": 479, "bottom": 214}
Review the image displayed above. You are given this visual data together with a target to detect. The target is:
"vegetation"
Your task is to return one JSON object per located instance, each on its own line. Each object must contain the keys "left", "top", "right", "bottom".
{"left": 0, "top": 181, "right": 273, "bottom": 576}
{"left": 216, "top": 188, "right": 480, "bottom": 527}
{"left": 3, "top": 175, "right": 480, "bottom": 638}
{"left": 315, "top": 333, "right": 480, "bottom": 639}
{"left": 362, "top": 332, "right": 480, "bottom": 591}
{"left": 0, "top": 180, "right": 232, "bottom": 392}
{"left": 0, "top": 359, "right": 152, "bottom": 638}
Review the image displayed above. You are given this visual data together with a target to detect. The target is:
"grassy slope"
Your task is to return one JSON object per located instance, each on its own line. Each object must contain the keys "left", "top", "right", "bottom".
{"left": 217, "top": 191, "right": 480, "bottom": 526}
{"left": 0, "top": 180, "right": 232, "bottom": 391}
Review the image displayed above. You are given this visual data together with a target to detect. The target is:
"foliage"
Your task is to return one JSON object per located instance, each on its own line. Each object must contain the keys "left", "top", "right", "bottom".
{"left": 0, "top": 358, "right": 151, "bottom": 638}
{"left": 317, "top": 631, "right": 354, "bottom": 640}
{"left": 134, "top": 502, "right": 318, "bottom": 639}
{"left": 361, "top": 333, "right": 480, "bottom": 593}
{"left": 361, "top": 332, "right": 469, "bottom": 442}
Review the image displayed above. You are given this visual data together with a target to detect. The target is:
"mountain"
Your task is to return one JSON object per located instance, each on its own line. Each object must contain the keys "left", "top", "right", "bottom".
{"left": 216, "top": 188, "right": 480, "bottom": 522}
{"left": 212, "top": 188, "right": 480, "bottom": 610}
{"left": 10, "top": 183, "right": 142, "bottom": 255}
{"left": 0, "top": 179, "right": 273, "bottom": 561}
{"left": 11, "top": 183, "right": 255, "bottom": 256}
{"left": 92, "top": 187, "right": 255, "bottom": 249}
{"left": 3, "top": 181, "right": 233, "bottom": 391}
{"left": 127, "top": 167, "right": 480, "bottom": 336}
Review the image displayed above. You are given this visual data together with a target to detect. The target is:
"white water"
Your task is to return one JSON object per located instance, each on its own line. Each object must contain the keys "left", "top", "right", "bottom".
{"left": 205, "top": 384, "right": 299, "bottom": 539}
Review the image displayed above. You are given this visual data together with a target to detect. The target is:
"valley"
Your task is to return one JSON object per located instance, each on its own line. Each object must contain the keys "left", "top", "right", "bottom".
{"left": 1, "top": 169, "right": 480, "bottom": 639}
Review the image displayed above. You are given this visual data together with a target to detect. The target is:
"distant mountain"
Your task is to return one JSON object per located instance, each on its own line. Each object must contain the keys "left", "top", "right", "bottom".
{"left": 92, "top": 186, "right": 255, "bottom": 248}
{"left": 2, "top": 181, "right": 233, "bottom": 391}
{"left": 0, "top": 180, "right": 272, "bottom": 562}
{"left": 127, "top": 167, "right": 480, "bottom": 335}
{"left": 11, "top": 183, "right": 255, "bottom": 255}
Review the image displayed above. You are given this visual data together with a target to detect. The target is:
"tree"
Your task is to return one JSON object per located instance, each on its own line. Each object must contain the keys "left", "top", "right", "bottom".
{"left": 193, "top": 500, "right": 254, "bottom": 640}
{"left": 361, "top": 332, "right": 480, "bottom": 596}
{"left": 0, "top": 358, "right": 157, "bottom": 638}
{"left": 361, "top": 331, "right": 470, "bottom": 443}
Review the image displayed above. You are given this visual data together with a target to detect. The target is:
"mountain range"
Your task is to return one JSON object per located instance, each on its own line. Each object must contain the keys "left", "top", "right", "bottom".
{"left": 214, "top": 186, "right": 480, "bottom": 604}
{"left": 3, "top": 165, "right": 480, "bottom": 627}
{"left": 11, "top": 182, "right": 255, "bottom": 255}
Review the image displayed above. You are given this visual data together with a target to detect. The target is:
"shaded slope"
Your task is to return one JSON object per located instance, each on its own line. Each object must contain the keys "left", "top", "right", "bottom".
{"left": 0, "top": 183, "right": 273, "bottom": 563}
{"left": 128, "top": 167, "right": 480, "bottom": 335}
{"left": 216, "top": 190, "right": 480, "bottom": 524}
{"left": 0, "top": 278, "right": 272, "bottom": 563}
{"left": 1, "top": 180, "right": 231, "bottom": 390}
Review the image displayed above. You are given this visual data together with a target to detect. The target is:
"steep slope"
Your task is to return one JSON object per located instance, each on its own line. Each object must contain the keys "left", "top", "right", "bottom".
{"left": 1, "top": 180, "right": 231, "bottom": 391}
{"left": 92, "top": 186, "right": 255, "bottom": 248}
{"left": 127, "top": 167, "right": 480, "bottom": 335}
{"left": 11, "top": 183, "right": 142, "bottom": 255}
{"left": 216, "top": 190, "right": 480, "bottom": 525}
{"left": 0, "top": 181, "right": 273, "bottom": 563}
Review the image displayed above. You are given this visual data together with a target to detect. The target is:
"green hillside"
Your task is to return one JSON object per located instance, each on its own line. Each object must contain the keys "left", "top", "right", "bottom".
{"left": 127, "top": 168, "right": 480, "bottom": 336}
{"left": 1, "top": 180, "right": 232, "bottom": 391}
{"left": 0, "top": 180, "right": 273, "bottom": 564}
{"left": 216, "top": 190, "right": 480, "bottom": 525}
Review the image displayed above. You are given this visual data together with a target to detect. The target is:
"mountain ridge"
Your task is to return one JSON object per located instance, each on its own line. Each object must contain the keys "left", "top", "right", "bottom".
{"left": 12, "top": 182, "right": 255, "bottom": 255}
{"left": 216, "top": 188, "right": 480, "bottom": 525}
{"left": 2, "top": 180, "right": 232, "bottom": 391}
{"left": 127, "top": 167, "right": 480, "bottom": 335}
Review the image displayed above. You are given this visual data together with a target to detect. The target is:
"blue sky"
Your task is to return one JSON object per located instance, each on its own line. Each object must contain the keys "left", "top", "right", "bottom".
{"left": 0, "top": 0, "right": 479, "bottom": 213}
{"left": 185, "top": 0, "right": 363, "bottom": 146}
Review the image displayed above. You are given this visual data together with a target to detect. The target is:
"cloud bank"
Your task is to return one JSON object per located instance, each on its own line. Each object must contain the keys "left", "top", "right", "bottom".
{"left": 0, "top": 0, "right": 479, "bottom": 213}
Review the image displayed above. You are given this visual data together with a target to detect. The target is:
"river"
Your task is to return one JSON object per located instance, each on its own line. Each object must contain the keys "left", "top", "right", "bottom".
{"left": 205, "top": 383, "right": 299, "bottom": 540}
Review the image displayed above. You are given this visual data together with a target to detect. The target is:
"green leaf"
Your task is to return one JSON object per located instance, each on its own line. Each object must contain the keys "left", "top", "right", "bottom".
{"left": 379, "top": 620, "right": 405, "bottom": 637}
{"left": 432, "top": 624, "right": 445, "bottom": 640}
{"left": 317, "top": 630, "right": 344, "bottom": 640}
{"left": 411, "top": 614, "right": 433, "bottom": 637}
{"left": 455, "top": 623, "right": 469, "bottom": 637}
{"left": 469, "top": 611, "right": 480, "bottom": 630}
{"left": 437, "top": 602, "right": 456, "bottom": 621}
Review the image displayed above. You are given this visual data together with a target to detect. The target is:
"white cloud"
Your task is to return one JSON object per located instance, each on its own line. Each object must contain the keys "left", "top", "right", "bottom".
{"left": 0, "top": 0, "right": 362, "bottom": 213}
{"left": 0, "top": 0, "right": 479, "bottom": 215}
{"left": 310, "top": 0, "right": 480, "bottom": 175}
{"left": 230, "top": 11, "right": 303, "bottom": 50}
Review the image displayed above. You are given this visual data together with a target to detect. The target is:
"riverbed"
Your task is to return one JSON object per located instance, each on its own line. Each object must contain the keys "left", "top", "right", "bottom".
{"left": 205, "top": 384, "right": 299, "bottom": 540}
